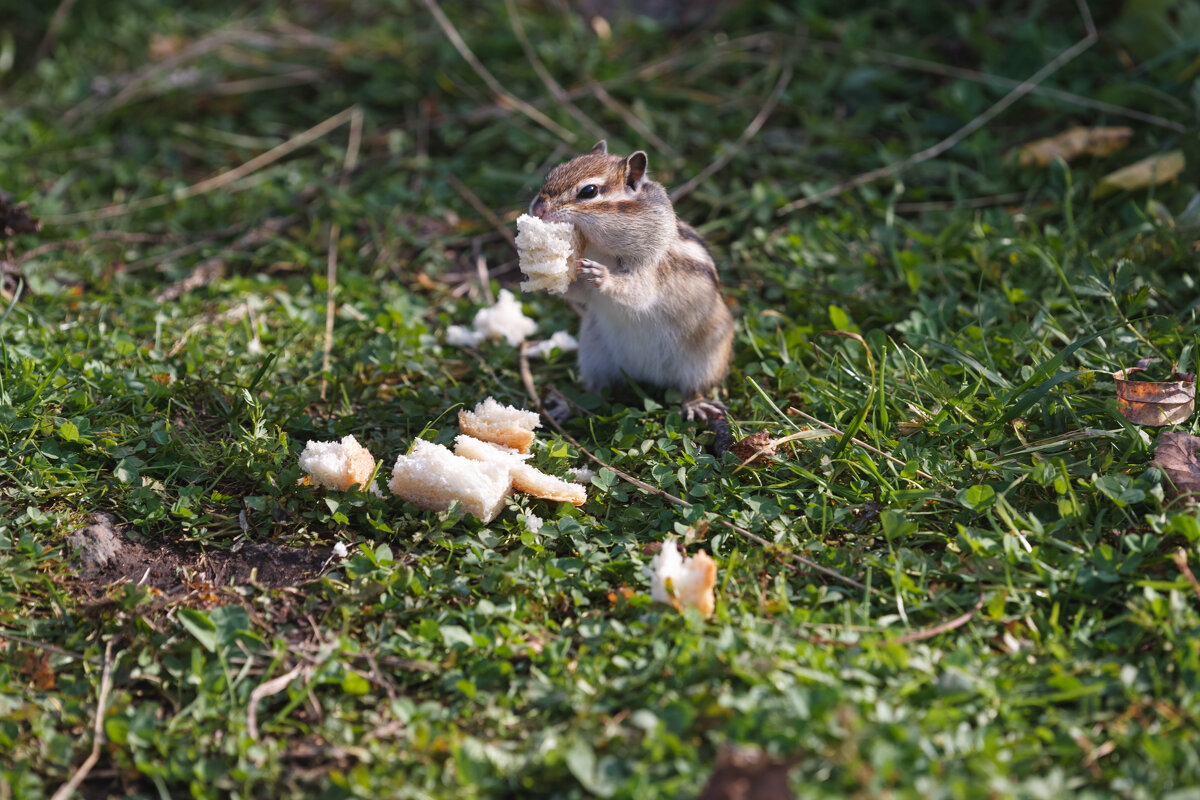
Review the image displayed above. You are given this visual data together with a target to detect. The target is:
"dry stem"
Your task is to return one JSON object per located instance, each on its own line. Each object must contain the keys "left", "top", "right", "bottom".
{"left": 50, "top": 638, "right": 116, "bottom": 800}
{"left": 50, "top": 106, "right": 362, "bottom": 225}
{"left": 247, "top": 665, "right": 308, "bottom": 742}
{"left": 505, "top": 0, "right": 608, "bottom": 143}
{"left": 320, "top": 107, "right": 363, "bottom": 402}
{"left": 671, "top": 61, "right": 793, "bottom": 202}
{"left": 419, "top": 0, "right": 575, "bottom": 143}
{"left": 1173, "top": 549, "right": 1200, "bottom": 604}
{"left": 786, "top": 407, "right": 942, "bottom": 485}
{"left": 777, "top": 0, "right": 1099, "bottom": 215}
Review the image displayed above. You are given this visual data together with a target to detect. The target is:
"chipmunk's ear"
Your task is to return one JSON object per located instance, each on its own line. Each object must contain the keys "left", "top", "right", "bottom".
{"left": 623, "top": 151, "right": 648, "bottom": 190}
{"left": 590, "top": 140, "right": 608, "bottom": 155}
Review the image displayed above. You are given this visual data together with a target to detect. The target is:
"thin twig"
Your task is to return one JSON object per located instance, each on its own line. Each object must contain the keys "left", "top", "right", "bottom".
{"left": 777, "top": 1, "right": 1099, "bottom": 215}
{"left": 458, "top": 33, "right": 772, "bottom": 130}
{"left": 671, "top": 61, "right": 793, "bottom": 202}
{"left": 48, "top": 106, "right": 361, "bottom": 225}
{"left": 64, "top": 25, "right": 246, "bottom": 124}
{"left": 893, "top": 192, "right": 1026, "bottom": 213}
{"left": 880, "top": 592, "right": 984, "bottom": 645}
{"left": 732, "top": 429, "right": 833, "bottom": 474}
{"left": 419, "top": 0, "right": 575, "bottom": 143}
{"left": 448, "top": 175, "right": 516, "bottom": 249}
{"left": 786, "top": 406, "right": 942, "bottom": 485}
{"left": 67, "top": 24, "right": 338, "bottom": 125}
{"left": 539, "top": 409, "right": 874, "bottom": 593}
{"left": 472, "top": 239, "right": 494, "bottom": 306}
{"left": 35, "top": 0, "right": 79, "bottom": 63}
{"left": 505, "top": 0, "right": 607, "bottom": 143}
{"left": 585, "top": 78, "right": 681, "bottom": 164}
{"left": 518, "top": 343, "right": 539, "bottom": 408}
{"left": 801, "top": 591, "right": 984, "bottom": 647}
{"left": 247, "top": 664, "right": 307, "bottom": 742}
{"left": 16, "top": 229, "right": 191, "bottom": 265}
{"left": 321, "top": 107, "right": 363, "bottom": 402}
{"left": 1173, "top": 549, "right": 1200, "bottom": 604}
{"left": 154, "top": 216, "right": 292, "bottom": 304}
{"left": 50, "top": 638, "right": 116, "bottom": 800}
{"left": 209, "top": 70, "right": 327, "bottom": 96}
{"left": 0, "top": 627, "right": 104, "bottom": 666}
{"left": 826, "top": 42, "right": 1188, "bottom": 135}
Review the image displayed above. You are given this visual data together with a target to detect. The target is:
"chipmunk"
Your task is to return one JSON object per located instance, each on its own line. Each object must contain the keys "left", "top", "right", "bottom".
{"left": 529, "top": 141, "right": 734, "bottom": 423}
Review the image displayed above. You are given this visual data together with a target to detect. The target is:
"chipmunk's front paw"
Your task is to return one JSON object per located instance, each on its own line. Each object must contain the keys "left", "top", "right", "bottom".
{"left": 683, "top": 396, "right": 729, "bottom": 422}
{"left": 577, "top": 259, "right": 609, "bottom": 288}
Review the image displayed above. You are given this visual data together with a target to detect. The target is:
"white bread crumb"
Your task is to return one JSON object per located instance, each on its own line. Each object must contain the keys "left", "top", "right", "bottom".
{"left": 388, "top": 439, "right": 512, "bottom": 523}
{"left": 458, "top": 396, "right": 542, "bottom": 453}
{"left": 646, "top": 540, "right": 717, "bottom": 617}
{"left": 568, "top": 466, "right": 595, "bottom": 484}
{"left": 298, "top": 435, "right": 377, "bottom": 492}
{"left": 472, "top": 289, "right": 536, "bottom": 346}
{"left": 454, "top": 435, "right": 587, "bottom": 506}
{"left": 515, "top": 214, "right": 580, "bottom": 295}
{"left": 525, "top": 330, "right": 579, "bottom": 359}
{"left": 446, "top": 324, "right": 484, "bottom": 348}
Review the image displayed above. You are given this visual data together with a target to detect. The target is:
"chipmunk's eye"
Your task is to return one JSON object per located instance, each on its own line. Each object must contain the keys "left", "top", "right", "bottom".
{"left": 577, "top": 185, "right": 598, "bottom": 199}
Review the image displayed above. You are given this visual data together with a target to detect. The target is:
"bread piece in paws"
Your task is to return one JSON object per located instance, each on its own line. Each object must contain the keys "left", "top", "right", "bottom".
{"left": 515, "top": 213, "right": 581, "bottom": 295}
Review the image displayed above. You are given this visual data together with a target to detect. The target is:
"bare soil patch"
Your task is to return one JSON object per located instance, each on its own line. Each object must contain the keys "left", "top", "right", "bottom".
{"left": 66, "top": 514, "right": 328, "bottom": 600}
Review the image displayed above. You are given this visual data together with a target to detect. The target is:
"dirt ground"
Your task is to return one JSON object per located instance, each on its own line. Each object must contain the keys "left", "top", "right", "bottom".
{"left": 66, "top": 514, "right": 329, "bottom": 601}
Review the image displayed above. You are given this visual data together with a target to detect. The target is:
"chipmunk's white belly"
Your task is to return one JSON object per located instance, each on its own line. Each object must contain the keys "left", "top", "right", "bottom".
{"left": 573, "top": 243, "right": 714, "bottom": 395}
{"left": 581, "top": 296, "right": 706, "bottom": 393}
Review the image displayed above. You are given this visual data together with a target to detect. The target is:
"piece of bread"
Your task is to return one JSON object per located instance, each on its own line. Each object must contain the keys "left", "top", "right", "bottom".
{"left": 471, "top": 289, "right": 537, "bottom": 346}
{"left": 458, "top": 397, "right": 542, "bottom": 453}
{"left": 388, "top": 439, "right": 512, "bottom": 523}
{"left": 515, "top": 213, "right": 581, "bottom": 295}
{"left": 646, "top": 540, "right": 717, "bottom": 617}
{"left": 454, "top": 435, "right": 587, "bottom": 506}
{"left": 298, "top": 435, "right": 377, "bottom": 492}
{"left": 525, "top": 330, "right": 579, "bottom": 359}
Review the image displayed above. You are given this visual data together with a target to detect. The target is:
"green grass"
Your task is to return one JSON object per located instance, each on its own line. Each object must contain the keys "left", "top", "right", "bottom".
{"left": 3, "top": 1, "right": 1200, "bottom": 798}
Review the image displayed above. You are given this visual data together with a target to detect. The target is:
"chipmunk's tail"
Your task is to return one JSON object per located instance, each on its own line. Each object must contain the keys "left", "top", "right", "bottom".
{"left": 707, "top": 414, "right": 732, "bottom": 456}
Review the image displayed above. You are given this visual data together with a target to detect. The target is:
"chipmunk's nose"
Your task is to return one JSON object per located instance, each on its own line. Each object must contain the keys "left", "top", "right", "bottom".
{"left": 530, "top": 195, "right": 548, "bottom": 218}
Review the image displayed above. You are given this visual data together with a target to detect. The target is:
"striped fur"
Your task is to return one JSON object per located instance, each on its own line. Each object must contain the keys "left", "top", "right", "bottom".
{"left": 531, "top": 145, "right": 734, "bottom": 401}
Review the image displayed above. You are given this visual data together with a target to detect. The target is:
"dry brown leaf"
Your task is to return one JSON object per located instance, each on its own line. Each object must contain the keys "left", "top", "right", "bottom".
{"left": 1094, "top": 150, "right": 1185, "bottom": 198}
{"left": 1153, "top": 431, "right": 1200, "bottom": 500}
{"left": 18, "top": 651, "right": 57, "bottom": 691}
{"left": 148, "top": 33, "right": 190, "bottom": 61}
{"left": 1114, "top": 358, "right": 1196, "bottom": 426}
{"left": 696, "top": 746, "right": 795, "bottom": 800}
{"left": 0, "top": 194, "right": 41, "bottom": 239}
{"left": 729, "top": 430, "right": 776, "bottom": 465}
{"left": 1017, "top": 126, "right": 1133, "bottom": 168}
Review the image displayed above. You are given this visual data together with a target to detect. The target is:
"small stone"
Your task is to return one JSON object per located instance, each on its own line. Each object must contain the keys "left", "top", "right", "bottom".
{"left": 67, "top": 513, "right": 125, "bottom": 576}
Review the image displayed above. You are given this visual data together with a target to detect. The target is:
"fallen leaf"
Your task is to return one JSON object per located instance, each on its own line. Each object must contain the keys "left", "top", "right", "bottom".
{"left": 1153, "top": 431, "right": 1200, "bottom": 500}
{"left": 1094, "top": 150, "right": 1185, "bottom": 198}
{"left": 148, "top": 33, "right": 189, "bottom": 61}
{"left": 1114, "top": 358, "right": 1196, "bottom": 426}
{"left": 730, "top": 430, "right": 776, "bottom": 465}
{"left": 18, "top": 651, "right": 57, "bottom": 691}
{"left": 696, "top": 746, "right": 796, "bottom": 800}
{"left": 1017, "top": 126, "right": 1132, "bottom": 168}
{"left": 0, "top": 194, "right": 40, "bottom": 239}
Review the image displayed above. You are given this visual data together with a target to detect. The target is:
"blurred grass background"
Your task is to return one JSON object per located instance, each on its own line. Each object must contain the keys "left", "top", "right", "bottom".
{"left": 2, "top": 1, "right": 1200, "bottom": 798}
